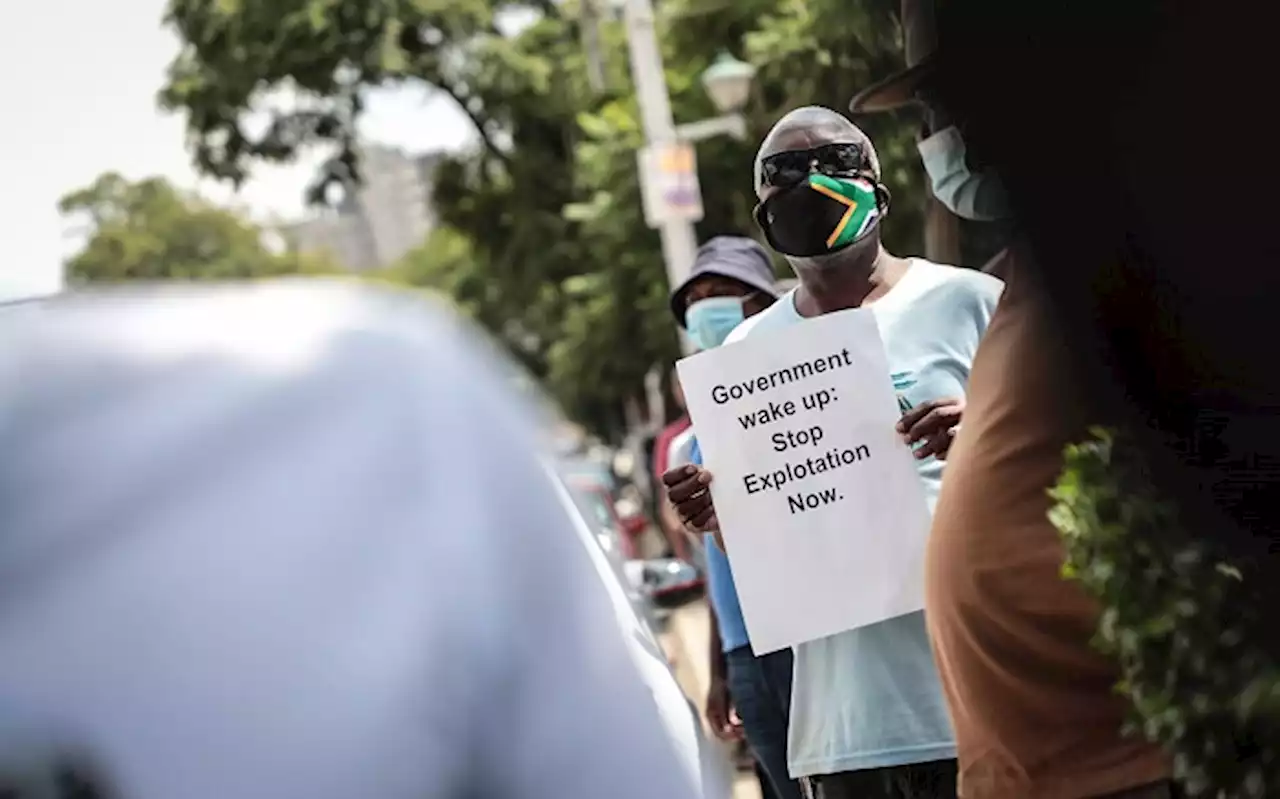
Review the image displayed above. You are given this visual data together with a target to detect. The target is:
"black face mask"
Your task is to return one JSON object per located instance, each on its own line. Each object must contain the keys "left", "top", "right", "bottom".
{"left": 755, "top": 174, "right": 888, "bottom": 258}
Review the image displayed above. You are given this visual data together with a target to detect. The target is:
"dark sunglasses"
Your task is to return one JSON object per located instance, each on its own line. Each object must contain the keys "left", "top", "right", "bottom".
{"left": 757, "top": 143, "right": 873, "bottom": 190}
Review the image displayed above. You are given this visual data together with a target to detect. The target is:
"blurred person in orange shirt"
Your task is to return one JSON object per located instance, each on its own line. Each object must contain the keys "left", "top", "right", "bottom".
{"left": 667, "top": 236, "right": 796, "bottom": 799}
{"left": 850, "top": 2, "right": 1173, "bottom": 794}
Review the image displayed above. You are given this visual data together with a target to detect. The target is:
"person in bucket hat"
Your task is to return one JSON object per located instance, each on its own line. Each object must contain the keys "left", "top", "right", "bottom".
{"left": 670, "top": 236, "right": 781, "bottom": 350}
{"left": 659, "top": 237, "right": 781, "bottom": 542}
{"left": 665, "top": 237, "right": 802, "bottom": 799}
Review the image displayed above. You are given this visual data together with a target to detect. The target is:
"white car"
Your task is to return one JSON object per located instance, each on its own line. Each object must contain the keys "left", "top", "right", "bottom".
{"left": 549, "top": 465, "right": 729, "bottom": 799}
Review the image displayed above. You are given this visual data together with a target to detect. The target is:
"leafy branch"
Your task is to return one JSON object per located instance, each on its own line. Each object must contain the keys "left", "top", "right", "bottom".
{"left": 1050, "top": 428, "right": 1280, "bottom": 797}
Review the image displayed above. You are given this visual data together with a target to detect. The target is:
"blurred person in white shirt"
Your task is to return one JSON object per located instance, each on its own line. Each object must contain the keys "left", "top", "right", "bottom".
{"left": 0, "top": 281, "right": 706, "bottom": 799}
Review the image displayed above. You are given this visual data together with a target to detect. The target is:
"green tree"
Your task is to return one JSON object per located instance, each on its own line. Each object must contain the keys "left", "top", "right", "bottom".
{"left": 159, "top": 0, "right": 924, "bottom": 436}
{"left": 60, "top": 172, "right": 334, "bottom": 283}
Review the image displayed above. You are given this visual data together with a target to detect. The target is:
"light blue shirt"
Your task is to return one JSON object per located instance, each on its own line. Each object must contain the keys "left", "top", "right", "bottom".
{"left": 690, "top": 438, "right": 751, "bottom": 653}
{"left": 723, "top": 260, "right": 1003, "bottom": 777}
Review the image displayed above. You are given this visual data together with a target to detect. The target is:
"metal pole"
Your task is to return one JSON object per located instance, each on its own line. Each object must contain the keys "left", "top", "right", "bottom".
{"left": 623, "top": 0, "right": 701, "bottom": 296}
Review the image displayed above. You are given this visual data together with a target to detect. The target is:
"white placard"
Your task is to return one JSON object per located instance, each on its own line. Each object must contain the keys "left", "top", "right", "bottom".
{"left": 676, "top": 308, "right": 931, "bottom": 654}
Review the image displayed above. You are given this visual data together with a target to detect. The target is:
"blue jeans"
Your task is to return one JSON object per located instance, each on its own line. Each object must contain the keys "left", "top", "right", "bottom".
{"left": 726, "top": 646, "right": 802, "bottom": 799}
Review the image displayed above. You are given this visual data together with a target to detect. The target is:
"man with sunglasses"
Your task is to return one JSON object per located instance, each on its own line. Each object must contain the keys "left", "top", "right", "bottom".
{"left": 667, "top": 237, "right": 802, "bottom": 799}
{"left": 663, "top": 106, "right": 1003, "bottom": 799}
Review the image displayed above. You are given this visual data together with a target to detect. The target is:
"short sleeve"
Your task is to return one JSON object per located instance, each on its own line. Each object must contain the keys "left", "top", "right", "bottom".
{"left": 943, "top": 270, "right": 1005, "bottom": 365}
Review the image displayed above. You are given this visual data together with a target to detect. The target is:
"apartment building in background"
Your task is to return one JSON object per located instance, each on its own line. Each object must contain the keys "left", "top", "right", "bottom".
{"left": 284, "top": 145, "right": 442, "bottom": 272}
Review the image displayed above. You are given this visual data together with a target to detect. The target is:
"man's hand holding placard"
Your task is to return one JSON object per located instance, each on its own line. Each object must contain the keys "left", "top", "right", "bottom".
{"left": 663, "top": 465, "right": 723, "bottom": 547}
{"left": 896, "top": 396, "right": 964, "bottom": 461}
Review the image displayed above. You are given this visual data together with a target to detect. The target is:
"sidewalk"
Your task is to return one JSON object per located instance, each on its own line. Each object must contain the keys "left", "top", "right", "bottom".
{"left": 659, "top": 597, "right": 762, "bottom": 799}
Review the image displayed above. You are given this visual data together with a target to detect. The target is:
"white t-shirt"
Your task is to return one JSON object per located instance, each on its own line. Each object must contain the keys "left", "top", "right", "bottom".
{"left": 724, "top": 260, "right": 1004, "bottom": 777}
{"left": 0, "top": 282, "right": 703, "bottom": 799}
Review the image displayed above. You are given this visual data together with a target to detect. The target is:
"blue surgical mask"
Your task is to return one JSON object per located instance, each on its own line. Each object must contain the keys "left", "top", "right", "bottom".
{"left": 917, "top": 126, "right": 1010, "bottom": 222}
{"left": 686, "top": 296, "right": 747, "bottom": 351}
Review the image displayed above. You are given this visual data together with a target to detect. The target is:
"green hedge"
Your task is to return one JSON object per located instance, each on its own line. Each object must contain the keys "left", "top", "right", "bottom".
{"left": 1048, "top": 428, "right": 1280, "bottom": 797}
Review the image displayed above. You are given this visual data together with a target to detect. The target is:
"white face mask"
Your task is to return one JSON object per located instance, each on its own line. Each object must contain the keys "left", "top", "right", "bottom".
{"left": 917, "top": 126, "right": 1010, "bottom": 222}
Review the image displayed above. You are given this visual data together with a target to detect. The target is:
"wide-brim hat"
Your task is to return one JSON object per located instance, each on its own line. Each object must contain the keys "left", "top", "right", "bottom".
{"left": 670, "top": 236, "right": 780, "bottom": 328}
{"left": 849, "top": 56, "right": 935, "bottom": 115}
{"left": 849, "top": 0, "right": 938, "bottom": 115}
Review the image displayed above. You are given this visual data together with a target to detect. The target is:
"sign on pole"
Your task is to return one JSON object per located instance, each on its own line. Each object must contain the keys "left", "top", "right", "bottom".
{"left": 676, "top": 309, "right": 931, "bottom": 654}
{"left": 637, "top": 141, "right": 704, "bottom": 228}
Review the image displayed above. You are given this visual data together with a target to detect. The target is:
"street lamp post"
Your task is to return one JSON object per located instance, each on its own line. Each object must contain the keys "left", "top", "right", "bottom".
{"left": 622, "top": 0, "right": 701, "bottom": 299}
{"left": 623, "top": 2, "right": 757, "bottom": 289}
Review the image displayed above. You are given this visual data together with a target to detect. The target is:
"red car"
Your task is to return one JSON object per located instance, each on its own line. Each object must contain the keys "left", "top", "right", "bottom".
{"left": 566, "top": 477, "right": 645, "bottom": 559}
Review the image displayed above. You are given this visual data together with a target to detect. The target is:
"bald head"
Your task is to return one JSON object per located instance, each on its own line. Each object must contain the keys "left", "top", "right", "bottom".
{"left": 754, "top": 107, "right": 880, "bottom": 195}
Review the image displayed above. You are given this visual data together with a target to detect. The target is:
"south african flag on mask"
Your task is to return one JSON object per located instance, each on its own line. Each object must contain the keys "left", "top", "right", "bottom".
{"left": 808, "top": 173, "right": 881, "bottom": 250}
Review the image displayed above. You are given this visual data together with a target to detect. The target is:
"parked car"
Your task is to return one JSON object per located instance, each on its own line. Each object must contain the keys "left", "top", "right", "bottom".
{"left": 563, "top": 474, "right": 662, "bottom": 630}
{"left": 570, "top": 476, "right": 703, "bottom": 599}
{"left": 550, "top": 463, "right": 729, "bottom": 799}
{"left": 562, "top": 460, "right": 649, "bottom": 554}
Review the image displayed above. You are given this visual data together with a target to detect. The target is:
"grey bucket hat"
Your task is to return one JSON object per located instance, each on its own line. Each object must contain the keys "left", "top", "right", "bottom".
{"left": 669, "top": 236, "right": 779, "bottom": 328}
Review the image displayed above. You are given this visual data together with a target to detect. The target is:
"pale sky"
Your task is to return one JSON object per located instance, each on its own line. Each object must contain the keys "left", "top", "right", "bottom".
{"left": 0, "top": 0, "right": 473, "bottom": 300}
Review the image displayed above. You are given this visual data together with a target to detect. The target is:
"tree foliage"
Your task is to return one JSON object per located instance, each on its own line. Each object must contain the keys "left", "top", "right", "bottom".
{"left": 60, "top": 172, "right": 334, "bottom": 283}
{"left": 1050, "top": 428, "right": 1280, "bottom": 797}
{"left": 160, "top": 0, "right": 926, "bottom": 436}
